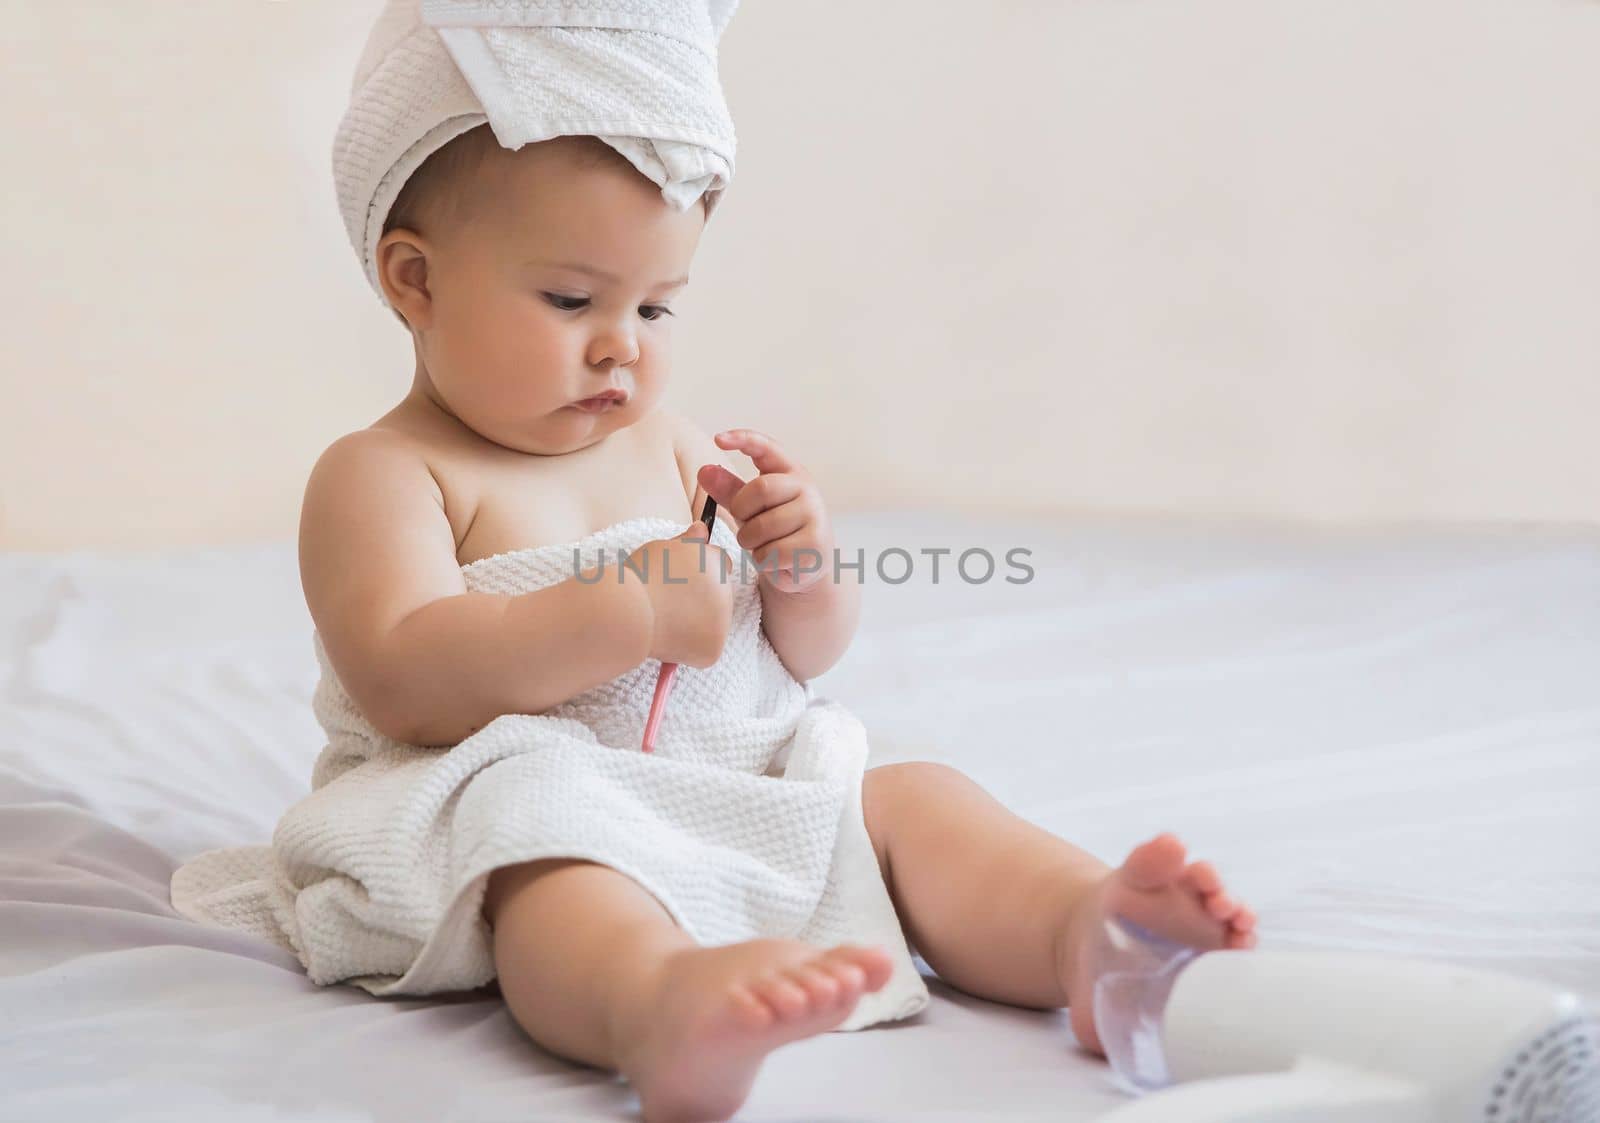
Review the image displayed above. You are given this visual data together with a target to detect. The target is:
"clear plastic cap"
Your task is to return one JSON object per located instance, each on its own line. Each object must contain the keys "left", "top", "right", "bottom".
{"left": 1090, "top": 915, "right": 1203, "bottom": 1094}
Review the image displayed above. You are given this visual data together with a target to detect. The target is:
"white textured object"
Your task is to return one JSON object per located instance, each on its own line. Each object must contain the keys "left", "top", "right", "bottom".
{"left": 169, "top": 515, "right": 929, "bottom": 1031}
{"left": 333, "top": 0, "right": 739, "bottom": 304}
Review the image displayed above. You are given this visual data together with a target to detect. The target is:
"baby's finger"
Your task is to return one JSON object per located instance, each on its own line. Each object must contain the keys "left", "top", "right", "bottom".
{"left": 715, "top": 428, "right": 797, "bottom": 476}
{"left": 739, "top": 496, "right": 808, "bottom": 555}
{"left": 753, "top": 528, "right": 831, "bottom": 592}
{"left": 697, "top": 463, "right": 749, "bottom": 518}
{"left": 726, "top": 473, "right": 803, "bottom": 527}
{"left": 762, "top": 564, "right": 830, "bottom": 594}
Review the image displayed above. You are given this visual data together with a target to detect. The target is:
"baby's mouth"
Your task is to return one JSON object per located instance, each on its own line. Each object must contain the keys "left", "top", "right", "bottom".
{"left": 571, "top": 390, "right": 628, "bottom": 412}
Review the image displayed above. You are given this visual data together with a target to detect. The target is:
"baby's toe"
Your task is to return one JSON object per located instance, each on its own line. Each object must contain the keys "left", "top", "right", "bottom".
{"left": 823, "top": 961, "right": 867, "bottom": 998}
{"left": 826, "top": 945, "right": 891, "bottom": 990}
{"left": 752, "top": 975, "right": 809, "bottom": 1020}
{"left": 1230, "top": 905, "right": 1257, "bottom": 933}
{"left": 787, "top": 964, "right": 842, "bottom": 1008}
{"left": 1203, "top": 890, "right": 1238, "bottom": 920}
{"left": 1226, "top": 929, "right": 1258, "bottom": 950}
{"left": 729, "top": 983, "right": 777, "bottom": 1029}
{"left": 1123, "top": 834, "right": 1189, "bottom": 890}
{"left": 1183, "top": 860, "right": 1222, "bottom": 896}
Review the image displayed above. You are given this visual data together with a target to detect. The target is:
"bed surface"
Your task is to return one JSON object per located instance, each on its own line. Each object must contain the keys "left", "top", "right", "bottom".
{"left": 3, "top": 510, "right": 1597, "bottom": 1121}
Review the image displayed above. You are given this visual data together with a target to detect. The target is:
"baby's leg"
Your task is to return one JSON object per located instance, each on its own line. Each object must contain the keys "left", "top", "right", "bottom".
{"left": 483, "top": 858, "right": 894, "bottom": 1123}
{"left": 483, "top": 858, "right": 692, "bottom": 1070}
{"left": 861, "top": 763, "right": 1257, "bottom": 1056}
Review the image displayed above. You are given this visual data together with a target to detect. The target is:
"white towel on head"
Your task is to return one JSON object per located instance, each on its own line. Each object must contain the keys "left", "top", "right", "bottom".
{"left": 333, "top": 0, "right": 740, "bottom": 304}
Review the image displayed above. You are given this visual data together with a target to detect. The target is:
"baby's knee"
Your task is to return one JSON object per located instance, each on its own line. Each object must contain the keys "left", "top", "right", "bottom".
{"left": 482, "top": 857, "right": 594, "bottom": 930}
{"left": 862, "top": 762, "right": 975, "bottom": 868}
{"left": 864, "top": 761, "right": 974, "bottom": 816}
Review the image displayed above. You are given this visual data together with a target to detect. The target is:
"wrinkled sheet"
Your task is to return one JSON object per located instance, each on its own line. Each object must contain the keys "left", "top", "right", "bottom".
{"left": 2, "top": 511, "right": 1597, "bottom": 1121}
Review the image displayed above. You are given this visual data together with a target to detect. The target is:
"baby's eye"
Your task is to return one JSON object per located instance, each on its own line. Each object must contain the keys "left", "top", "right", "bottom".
{"left": 543, "top": 293, "right": 590, "bottom": 311}
{"left": 639, "top": 305, "right": 675, "bottom": 321}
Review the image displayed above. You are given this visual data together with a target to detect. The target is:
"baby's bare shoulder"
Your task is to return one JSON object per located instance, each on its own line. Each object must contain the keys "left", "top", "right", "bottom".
{"left": 305, "top": 427, "right": 442, "bottom": 502}
{"left": 300, "top": 429, "right": 447, "bottom": 561}
{"left": 299, "top": 429, "right": 466, "bottom": 704}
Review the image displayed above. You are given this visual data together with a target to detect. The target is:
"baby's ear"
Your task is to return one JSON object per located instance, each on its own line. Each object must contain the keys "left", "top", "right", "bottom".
{"left": 376, "top": 228, "right": 433, "bottom": 330}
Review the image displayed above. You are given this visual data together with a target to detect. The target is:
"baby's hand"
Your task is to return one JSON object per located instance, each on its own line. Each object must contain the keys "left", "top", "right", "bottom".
{"left": 624, "top": 521, "right": 734, "bottom": 668}
{"left": 698, "top": 428, "right": 833, "bottom": 595}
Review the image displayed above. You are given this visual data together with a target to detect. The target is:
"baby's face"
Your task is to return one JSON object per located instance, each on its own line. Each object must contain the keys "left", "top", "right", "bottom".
{"left": 384, "top": 138, "right": 707, "bottom": 455}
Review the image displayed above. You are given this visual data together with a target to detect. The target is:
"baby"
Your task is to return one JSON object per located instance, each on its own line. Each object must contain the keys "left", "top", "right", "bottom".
{"left": 299, "top": 127, "right": 1258, "bottom": 1123}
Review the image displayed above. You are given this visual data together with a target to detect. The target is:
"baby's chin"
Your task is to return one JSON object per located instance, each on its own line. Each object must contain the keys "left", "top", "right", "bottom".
{"left": 468, "top": 403, "right": 640, "bottom": 456}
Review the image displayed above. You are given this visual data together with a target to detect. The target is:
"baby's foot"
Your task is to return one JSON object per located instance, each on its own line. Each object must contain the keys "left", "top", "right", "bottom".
{"left": 614, "top": 938, "right": 894, "bottom": 1123}
{"left": 1058, "top": 833, "right": 1257, "bottom": 1056}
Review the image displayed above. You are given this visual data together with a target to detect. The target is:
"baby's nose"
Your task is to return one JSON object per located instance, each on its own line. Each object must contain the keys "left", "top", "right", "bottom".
{"left": 586, "top": 326, "right": 640, "bottom": 369}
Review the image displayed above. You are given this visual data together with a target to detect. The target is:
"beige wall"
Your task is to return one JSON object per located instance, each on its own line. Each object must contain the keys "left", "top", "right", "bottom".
{"left": 3, "top": 0, "right": 1597, "bottom": 550}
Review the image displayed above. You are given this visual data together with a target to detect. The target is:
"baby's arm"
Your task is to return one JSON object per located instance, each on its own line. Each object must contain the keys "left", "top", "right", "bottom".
{"left": 299, "top": 431, "right": 652, "bottom": 747}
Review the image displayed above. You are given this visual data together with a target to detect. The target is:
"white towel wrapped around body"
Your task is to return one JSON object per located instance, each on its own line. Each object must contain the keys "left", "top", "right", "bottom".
{"left": 170, "top": 516, "right": 931, "bottom": 1032}
{"left": 335, "top": 0, "right": 740, "bottom": 304}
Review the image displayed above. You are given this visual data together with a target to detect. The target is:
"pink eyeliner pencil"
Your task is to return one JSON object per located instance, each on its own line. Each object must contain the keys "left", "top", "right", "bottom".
{"left": 640, "top": 494, "right": 719, "bottom": 754}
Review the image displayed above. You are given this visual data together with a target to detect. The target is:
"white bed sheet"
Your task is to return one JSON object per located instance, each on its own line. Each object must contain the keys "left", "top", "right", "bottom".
{"left": 2, "top": 510, "right": 1597, "bottom": 1121}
